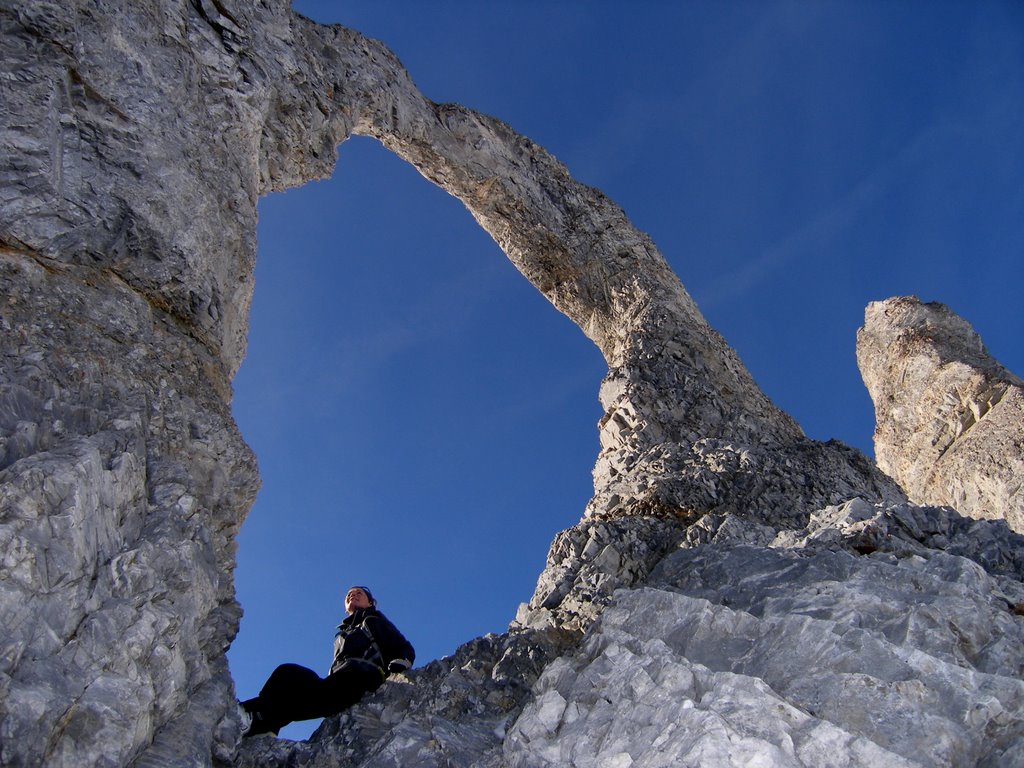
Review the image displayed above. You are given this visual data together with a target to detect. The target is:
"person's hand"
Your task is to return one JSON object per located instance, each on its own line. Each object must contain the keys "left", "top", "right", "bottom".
{"left": 387, "top": 659, "right": 411, "bottom": 675}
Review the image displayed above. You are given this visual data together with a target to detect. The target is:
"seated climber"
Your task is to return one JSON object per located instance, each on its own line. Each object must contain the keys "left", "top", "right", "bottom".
{"left": 239, "top": 585, "right": 415, "bottom": 737}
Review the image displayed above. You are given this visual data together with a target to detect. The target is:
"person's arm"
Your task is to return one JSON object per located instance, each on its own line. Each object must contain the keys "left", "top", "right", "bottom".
{"left": 328, "top": 629, "right": 345, "bottom": 675}
{"left": 368, "top": 613, "right": 415, "bottom": 674}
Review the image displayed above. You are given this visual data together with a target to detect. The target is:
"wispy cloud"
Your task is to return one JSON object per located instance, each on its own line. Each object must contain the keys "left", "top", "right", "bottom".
{"left": 694, "top": 114, "right": 992, "bottom": 311}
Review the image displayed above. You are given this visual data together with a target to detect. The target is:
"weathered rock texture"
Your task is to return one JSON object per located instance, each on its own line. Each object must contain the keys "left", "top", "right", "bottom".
{"left": 0, "top": 250, "right": 257, "bottom": 768}
{"left": 858, "top": 297, "right": 1024, "bottom": 533}
{"left": 236, "top": 500, "right": 1024, "bottom": 768}
{"left": 1, "top": 1, "right": 1021, "bottom": 767}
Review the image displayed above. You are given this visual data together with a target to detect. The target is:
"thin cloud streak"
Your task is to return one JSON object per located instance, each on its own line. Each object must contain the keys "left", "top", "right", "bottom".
{"left": 694, "top": 116, "right": 979, "bottom": 312}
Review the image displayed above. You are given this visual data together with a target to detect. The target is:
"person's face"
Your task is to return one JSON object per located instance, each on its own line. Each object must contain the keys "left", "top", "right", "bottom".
{"left": 345, "top": 587, "right": 371, "bottom": 613}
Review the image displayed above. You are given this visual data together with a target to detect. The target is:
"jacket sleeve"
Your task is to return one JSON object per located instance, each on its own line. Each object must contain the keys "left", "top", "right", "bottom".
{"left": 328, "top": 631, "right": 344, "bottom": 676}
{"left": 368, "top": 613, "right": 415, "bottom": 673}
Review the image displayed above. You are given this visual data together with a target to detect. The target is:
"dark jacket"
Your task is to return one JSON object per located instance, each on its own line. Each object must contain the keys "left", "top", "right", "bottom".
{"left": 329, "top": 607, "right": 415, "bottom": 677}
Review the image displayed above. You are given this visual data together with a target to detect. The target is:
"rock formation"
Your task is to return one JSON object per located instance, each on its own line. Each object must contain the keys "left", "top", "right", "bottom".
{"left": 237, "top": 500, "right": 1024, "bottom": 768}
{"left": 858, "top": 296, "right": 1024, "bottom": 533}
{"left": 0, "top": 2, "right": 1021, "bottom": 767}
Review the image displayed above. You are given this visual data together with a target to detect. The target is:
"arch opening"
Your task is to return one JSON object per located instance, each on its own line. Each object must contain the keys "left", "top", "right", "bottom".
{"left": 227, "top": 136, "right": 605, "bottom": 739}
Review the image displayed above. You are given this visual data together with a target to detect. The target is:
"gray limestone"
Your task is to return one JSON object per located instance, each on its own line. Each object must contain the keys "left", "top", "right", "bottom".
{"left": 236, "top": 502, "right": 1024, "bottom": 768}
{"left": 0, "top": 250, "right": 257, "bottom": 767}
{"left": 1, "top": 1, "right": 1022, "bottom": 767}
{"left": 858, "top": 297, "right": 1024, "bottom": 532}
{"left": 509, "top": 557, "right": 1024, "bottom": 768}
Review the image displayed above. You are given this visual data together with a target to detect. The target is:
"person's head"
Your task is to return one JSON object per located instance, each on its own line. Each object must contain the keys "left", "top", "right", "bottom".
{"left": 345, "top": 585, "right": 375, "bottom": 613}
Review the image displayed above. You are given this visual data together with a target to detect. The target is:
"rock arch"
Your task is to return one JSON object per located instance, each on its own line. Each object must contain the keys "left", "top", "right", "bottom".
{"left": 226, "top": 133, "right": 605, "bottom": 735}
{"left": 0, "top": 1, "right": 944, "bottom": 765}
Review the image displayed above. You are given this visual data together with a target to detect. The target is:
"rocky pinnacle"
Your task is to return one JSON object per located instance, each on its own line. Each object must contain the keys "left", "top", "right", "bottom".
{"left": 858, "top": 296, "right": 1024, "bottom": 532}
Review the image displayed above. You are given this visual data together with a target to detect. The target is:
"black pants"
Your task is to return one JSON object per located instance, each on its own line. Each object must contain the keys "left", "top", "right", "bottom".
{"left": 242, "top": 660, "right": 384, "bottom": 735}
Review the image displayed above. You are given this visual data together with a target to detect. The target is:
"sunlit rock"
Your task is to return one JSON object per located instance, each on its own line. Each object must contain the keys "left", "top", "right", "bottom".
{"left": 858, "top": 297, "right": 1024, "bottom": 533}
{"left": 1, "top": 1, "right": 1021, "bottom": 767}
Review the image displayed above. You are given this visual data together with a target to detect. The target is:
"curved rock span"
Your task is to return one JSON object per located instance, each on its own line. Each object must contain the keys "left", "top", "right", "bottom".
{"left": 1, "top": 2, "right": 1021, "bottom": 766}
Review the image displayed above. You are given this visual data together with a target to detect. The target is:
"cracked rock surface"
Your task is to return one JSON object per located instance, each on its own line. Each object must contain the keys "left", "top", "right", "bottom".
{"left": 1, "top": 2, "right": 1022, "bottom": 767}
{"left": 237, "top": 501, "right": 1024, "bottom": 768}
{"left": 858, "top": 297, "right": 1024, "bottom": 533}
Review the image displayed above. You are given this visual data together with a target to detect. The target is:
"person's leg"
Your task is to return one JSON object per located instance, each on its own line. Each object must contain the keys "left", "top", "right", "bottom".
{"left": 320, "top": 661, "right": 385, "bottom": 717}
{"left": 242, "top": 663, "right": 328, "bottom": 735}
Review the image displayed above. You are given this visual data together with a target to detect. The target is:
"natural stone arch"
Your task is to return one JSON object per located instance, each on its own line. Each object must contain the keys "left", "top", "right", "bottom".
{"left": 227, "top": 133, "right": 605, "bottom": 730}
{"left": 288, "top": 18, "right": 902, "bottom": 528}
{"left": 0, "top": 1, "right": 909, "bottom": 765}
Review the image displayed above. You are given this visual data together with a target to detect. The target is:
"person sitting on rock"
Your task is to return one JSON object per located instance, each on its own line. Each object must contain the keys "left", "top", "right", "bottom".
{"left": 239, "top": 585, "right": 415, "bottom": 737}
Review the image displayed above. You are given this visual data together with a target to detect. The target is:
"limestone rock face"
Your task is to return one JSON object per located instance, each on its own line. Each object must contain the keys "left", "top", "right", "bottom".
{"left": 513, "top": 503, "right": 1024, "bottom": 768}
{"left": 1, "top": 2, "right": 1022, "bottom": 767}
{"left": 0, "top": 251, "right": 258, "bottom": 767}
{"left": 237, "top": 500, "right": 1024, "bottom": 768}
{"left": 509, "top": 542, "right": 1024, "bottom": 768}
{"left": 1, "top": 1, "right": 276, "bottom": 764}
{"left": 858, "top": 297, "right": 1024, "bottom": 532}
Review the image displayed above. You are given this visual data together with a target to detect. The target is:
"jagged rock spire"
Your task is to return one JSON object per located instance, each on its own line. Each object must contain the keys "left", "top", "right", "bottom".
{"left": 858, "top": 296, "right": 1024, "bottom": 532}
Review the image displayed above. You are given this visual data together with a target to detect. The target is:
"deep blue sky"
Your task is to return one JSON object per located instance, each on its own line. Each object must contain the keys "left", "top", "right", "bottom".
{"left": 228, "top": 1, "right": 1024, "bottom": 739}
